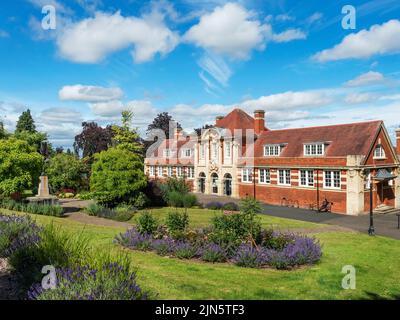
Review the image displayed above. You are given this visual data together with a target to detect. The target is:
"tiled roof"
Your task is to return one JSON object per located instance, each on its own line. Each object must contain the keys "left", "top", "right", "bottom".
{"left": 254, "top": 120, "right": 383, "bottom": 157}
{"left": 215, "top": 108, "right": 257, "bottom": 131}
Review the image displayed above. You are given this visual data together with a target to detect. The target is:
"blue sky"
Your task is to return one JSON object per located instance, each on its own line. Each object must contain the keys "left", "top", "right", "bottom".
{"left": 1, "top": 0, "right": 400, "bottom": 148}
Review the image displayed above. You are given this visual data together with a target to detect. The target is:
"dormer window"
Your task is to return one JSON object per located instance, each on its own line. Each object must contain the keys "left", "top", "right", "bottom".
{"left": 373, "top": 145, "right": 386, "bottom": 159}
{"left": 304, "top": 143, "right": 325, "bottom": 156}
{"left": 264, "top": 144, "right": 282, "bottom": 156}
{"left": 163, "top": 149, "right": 171, "bottom": 158}
{"left": 181, "top": 148, "right": 192, "bottom": 158}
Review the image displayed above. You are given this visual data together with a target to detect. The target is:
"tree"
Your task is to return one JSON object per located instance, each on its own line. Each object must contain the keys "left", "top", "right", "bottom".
{"left": 194, "top": 124, "right": 214, "bottom": 136}
{"left": 45, "top": 153, "right": 87, "bottom": 193}
{"left": 73, "top": 122, "right": 114, "bottom": 158}
{"left": 15, "top": 109, "right": 36, "bottom": 134}
{"left": 112, "top": 111, "right": 143, "bottom": 154}
{"left": 0, "top": 121, "right": 8, "bottom": 139}
{"left": 90, "top": 147, "right": 147, "bottom": 206}
{"left": 0, "top": 138, "right": 43, "bottom": 196}
{"left": 14, "top": 130, "right": 49, "bottom": 153}
{"left": 146, "top": 112, "right": 181, "bottom": 139}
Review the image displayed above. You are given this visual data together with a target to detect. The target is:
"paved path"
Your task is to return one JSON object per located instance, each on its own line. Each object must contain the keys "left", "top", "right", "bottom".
{"left": 195, "top": 193, "right": 400, "bottom": 240}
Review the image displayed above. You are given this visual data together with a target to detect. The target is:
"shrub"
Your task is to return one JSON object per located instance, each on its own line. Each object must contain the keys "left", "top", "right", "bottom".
{"left": 260, "top": 230, "right": 296, "bottom": 251}
{"left": 0, "top": 215, "right": 41, "bottom": 258}
{"left": 210, "top": 212, "right": 261, "bottom": 246}
{"left": 0, "top": 200, "right": 64, "bottom": 217}
{"left": 159, "top": 178, "right": 190, "bottom": 202}
{"left": 28, "top": 261, "right": 148, "bottom": 300}
{"left": 151, "top": 238, "right": 175, "bottom": 256}
{"left": 165, "top": 211, "right": 189, "bottom": 236}
{"left": 86, "top": 203, "right": 104, "bottom": 216}
{"left": 266, "top": 236, "right": 322, "bottom": 269}
{"left": 167, "top": 191, "right": 183, "bottom": 207}
{"left": 182, "top": 194, "right": 197, "bottom": 209}
{"left": 133, "top": 192, "right": 149, "bottom": 209}
{"left": 205, "top": 201, "right": 223, "bottom": 210}
{"left": 173, "top": 241, "right": 198, "bottom": 259}
{"left": 200, "top": 243, "right": 227, "bottom": 263}
{"left": 115, "top": 228, "right": 152, "bottom": 251}
{"left": 136, "top": 211, "right": 158, "bottom": 235}
{"left": 232, "top": 244, "right": 266, "bottom": 268}
{"left": 75, "top": 192, "right": 93, "bottom": 200}
{"left": 222, "top": 202, "right": 239, "bottom": 211}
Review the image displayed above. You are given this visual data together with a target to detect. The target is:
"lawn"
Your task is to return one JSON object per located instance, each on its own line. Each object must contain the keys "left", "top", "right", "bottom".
{"left": 3, "top": 208, "right": 400, "bottom": 300}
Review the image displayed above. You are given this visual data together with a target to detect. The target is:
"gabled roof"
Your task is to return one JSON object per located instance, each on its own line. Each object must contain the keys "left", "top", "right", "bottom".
{"left": 254, "top": 120, "right": 383, "bottom": 158}
{"left": 215, "top": 108, "right": 255, "bottom": 131}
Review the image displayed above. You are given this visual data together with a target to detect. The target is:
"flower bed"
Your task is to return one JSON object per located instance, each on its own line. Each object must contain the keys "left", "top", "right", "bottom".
{"left": 115, "top": 227, "right": 322, "bottom": 270}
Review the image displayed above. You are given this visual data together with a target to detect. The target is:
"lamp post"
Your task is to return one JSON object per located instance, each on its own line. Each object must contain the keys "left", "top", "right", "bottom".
{"left": 368, "top": 180, "right": 375, "bottom": 236}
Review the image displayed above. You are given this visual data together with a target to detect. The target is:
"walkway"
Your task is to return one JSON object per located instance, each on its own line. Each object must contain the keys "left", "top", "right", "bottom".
{"left": 195, "top": 193, "right": 400, "bottom": 240}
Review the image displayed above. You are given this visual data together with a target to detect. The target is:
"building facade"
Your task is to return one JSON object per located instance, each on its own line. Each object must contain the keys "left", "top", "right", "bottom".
{"left": 144, "top": 108, "right": 400, "bottom": 215}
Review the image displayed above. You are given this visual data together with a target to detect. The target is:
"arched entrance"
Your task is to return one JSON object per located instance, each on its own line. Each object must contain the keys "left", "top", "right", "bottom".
{"left": 198, "top": 172, "right": 206, "bottom": 193}
{"left": 223, "top": 173, "right": 232, "bottom": 196}
{"left": 211, "top": 173, "right": 219, "bottom": 194}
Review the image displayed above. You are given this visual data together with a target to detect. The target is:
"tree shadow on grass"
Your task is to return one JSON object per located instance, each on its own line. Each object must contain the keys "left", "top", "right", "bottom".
{"left": 363, "top": 291, "right": 400, "bottom": 300}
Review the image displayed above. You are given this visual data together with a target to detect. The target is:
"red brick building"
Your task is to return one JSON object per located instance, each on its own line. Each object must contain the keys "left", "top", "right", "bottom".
{"left": 145, "top": 108, "right": 400, "bottom": 215}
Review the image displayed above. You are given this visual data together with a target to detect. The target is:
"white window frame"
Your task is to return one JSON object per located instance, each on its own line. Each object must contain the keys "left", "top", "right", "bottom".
{"left": 157, "top": 166, "right": 163, "bottom": 177}
{"left": 373, "top": 145, "right": 386, "bottom": 159}
{"left": 263, "top": 144, "right": 281, "bottom": 157}
{"left": 181, "top": 148, "right": 192, "bottom": 158}
{"left": 149, "top": 166, "right": 155, "bottom": 177}
{"left": 300, "top": 170, "right": 314, "bottom": 187}
{"left": 324, "top": 170, "right": 341, "bottom": 189}
{"left": 167, "top": 166, "right": 173, "bottom": 177}
{"left": 176, "top": 167, "right": 183, "bottom": 177}
{"left": 200, "top": 144, "right": 205, "bottom": 160}
{"left": 259, "top": 168, "right": 271, "bottom": 184}
{"left": 242, "top": 168, "right": 253, "bottom": 183}
{"left": 304, "top": 143, "right": 325, "bottom": 156}
{"left": 224, "top": 141, "right": 231, "bottom": 158}
{"left": 278, "top": 169, "right": 291, "bottom": 186}
{"left": 163, "top": 149, "right": 171, "bottom": 158}
{"left": 187, "top": 167, "right": 194, "bottom": 179}
{"left": 212, "top": 142, "right": 218, "bottom": 160}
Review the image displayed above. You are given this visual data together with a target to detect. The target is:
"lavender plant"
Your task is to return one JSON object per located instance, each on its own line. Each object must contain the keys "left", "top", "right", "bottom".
{"left": 199, "top": 243, "right": 227, "bottom": 263}
{"left": 232, "top": 244, "right": 267, "bottom": 268}
{"left": 28, "top": 262, "right": 148, "bottom": 300}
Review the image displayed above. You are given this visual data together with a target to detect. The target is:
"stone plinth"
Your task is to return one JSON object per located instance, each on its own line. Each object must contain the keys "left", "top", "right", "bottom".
{"left": 27, "top": 175, "right": 58, "bottom": 205}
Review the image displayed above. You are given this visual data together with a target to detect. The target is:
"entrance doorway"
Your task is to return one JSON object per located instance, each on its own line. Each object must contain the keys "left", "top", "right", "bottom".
{"left": 198, "top": 172, "right": 206, "bottom": 193}
{"left": 211, "top": 173, "right": 219, "bottom": 194}
{"left": 223, "top": 173, "right": 232, "bottom": 196}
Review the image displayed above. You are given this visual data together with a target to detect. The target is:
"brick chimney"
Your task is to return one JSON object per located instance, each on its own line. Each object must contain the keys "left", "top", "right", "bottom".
{"left": 174, "top": 127, "right": 183, "bottom": 141}
{"left": 396, "top": 129, "right": 400, "bottom": 155}
{"left": 215, "top": 116, "right": 224, "bottom": 127}
{"left": 254, "top": 110, "right": 265, "bottom": 134}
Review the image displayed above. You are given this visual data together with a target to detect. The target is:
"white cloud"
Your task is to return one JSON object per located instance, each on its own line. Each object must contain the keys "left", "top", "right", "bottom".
{"left": 59, "top": 85, "right": 123, "bottom": 102}
{"left": 307, "top": 12, "right": 323, "bottom": 24}
{"left": 345, "top": 71, "right": 385, "bottom": 87}
{"left": 275, "top": 14, "right": 294, "bottom": 22}
{"left": 27, "top": 0, "right": 73, "bottom": 14}
{"left": 241, "top": 91, "right": 332, "bottom": 111}
{"left": 184, "top": 3, "right": 271, "bottom": 59}
{"left": 272, "top": 28, "right": 307, "bottom": 43}
{"left": 0, "top": 30, "right": 9, "bottom": 38}
{"left": 198, "top": 52, "right": 232, "bottom": 87}
{"left": 57, "top": 11, "right": 179, "bottom": 63}
{"left": 90, "top": 99, "right": 157, "bottom": 122}
{"left": 39, "top": 107, "right": 83, "bottom": 123}
{"left": 313, "top": 19, "right": 400, "bottom": 62}
{"left": 344, "top": 92, "right": 377, "bottom": 104}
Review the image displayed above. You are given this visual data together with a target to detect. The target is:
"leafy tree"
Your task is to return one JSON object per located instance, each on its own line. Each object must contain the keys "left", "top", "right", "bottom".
{"left": 14, "top": 131, "right": 49, "bottom": 153}
{"left": 0, "top": 138, "right": 43, "bottom": 196}
{"left": 194, "top": 124, "right": 214, "bottom": 136}
{"left": 145, "top": 112, "right": 182, "bottom": 153}
{"left": 112, "top": 111, "right": 143, "bottom": 154}
{"left": 146, "top": 112, "right": 181, "bottom": 139}
{"left": 15, "top": 109, "right": 36, "bottom": 134}
{"left": 45, "top": 153, "right": 87, "bottom": 193}
{"left": 0, "top": 121, "right": 8, "bottom": 139}
{"left": 90, "top": 147, "right": 146, "bottom": 207}
{"left": 73, "top": 122, "right": 114, "bottom": 158}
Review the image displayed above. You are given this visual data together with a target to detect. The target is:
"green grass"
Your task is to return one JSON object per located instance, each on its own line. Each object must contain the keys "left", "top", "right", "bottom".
{"left": 2, "top": 208, "right": 400, "bottom": 300}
